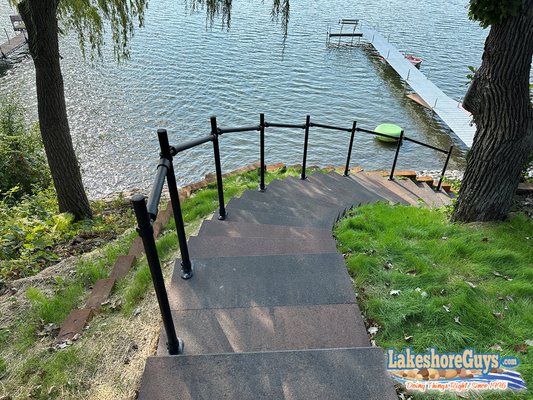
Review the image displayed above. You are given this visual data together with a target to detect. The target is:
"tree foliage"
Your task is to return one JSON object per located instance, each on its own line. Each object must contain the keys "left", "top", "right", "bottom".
{"left": 468, "top": 0, "right": 522, "bottom": 27}
{"left": 190, "top": 0, "right": 289, "bottom": 36}
{"left": 0, "top": 96, "right": 50, "bottom": 198}
{"left": 11, "top": 0, "right": 148, "bottom": 61}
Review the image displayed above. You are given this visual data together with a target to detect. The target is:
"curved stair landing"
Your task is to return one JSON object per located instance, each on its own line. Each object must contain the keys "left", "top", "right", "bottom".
{"left": 138, "top": 171, "right": 452, "bottom": 400}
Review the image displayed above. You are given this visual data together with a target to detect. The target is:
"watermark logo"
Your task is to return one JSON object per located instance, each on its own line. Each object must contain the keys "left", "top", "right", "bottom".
{"left": 387, "top": 348, "right": 526, "bottom": 393}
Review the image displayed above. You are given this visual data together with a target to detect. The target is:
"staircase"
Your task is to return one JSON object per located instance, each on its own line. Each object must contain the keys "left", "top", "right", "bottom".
{"left": 137, "top": 170, "right": 453, "bottom": 400}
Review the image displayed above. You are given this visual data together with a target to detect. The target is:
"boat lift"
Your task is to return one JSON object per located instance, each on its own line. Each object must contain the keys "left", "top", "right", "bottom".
{"left": 327, "top": 19, "right": 363, "bottom": 47}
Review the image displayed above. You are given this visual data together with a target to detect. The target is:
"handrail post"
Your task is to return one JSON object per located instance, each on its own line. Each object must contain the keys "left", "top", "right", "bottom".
{"left": 437, "top": 145, "right": 453, "bottom": 191}
{"left": 157, "top": 129, "right": 193, "bottom": 280}
{"left": 210, "top": 116, "right": 227, "bottom": 220}
{"left": 343, "top": 121, "right": 357, "bottom": 176}
{"left": 259, "top": 113, "right": 266, "bottom": 192}
{"left": 131, "top": 195, "right": 183, "bottom": 355}
{"left": 301, "top": 115, "right": 311, "bottom": 180}
{"left": 389, "top": 130, "right": 404, "bottom": 181}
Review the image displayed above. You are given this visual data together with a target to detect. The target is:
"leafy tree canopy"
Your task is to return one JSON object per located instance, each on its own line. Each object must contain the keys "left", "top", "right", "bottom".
{"left": 468, "top": 0, "right": 522, "bottom": 27}
{"left": 11, "top": 0, "right": 147, "bottom": 60}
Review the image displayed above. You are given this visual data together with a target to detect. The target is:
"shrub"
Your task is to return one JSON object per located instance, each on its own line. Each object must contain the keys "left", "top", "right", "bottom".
{"left": 0, "top": 95, "right": 50, "bottom": 199}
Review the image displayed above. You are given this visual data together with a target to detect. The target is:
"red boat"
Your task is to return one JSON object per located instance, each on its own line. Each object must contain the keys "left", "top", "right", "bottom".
{"left": 404, "top": 55, "right": 422, "bottom": 68}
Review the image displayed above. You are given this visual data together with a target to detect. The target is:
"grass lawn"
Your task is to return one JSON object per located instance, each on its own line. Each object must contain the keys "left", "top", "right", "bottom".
{"left": 335, "top": 203, "right": 533, "bottom": 399}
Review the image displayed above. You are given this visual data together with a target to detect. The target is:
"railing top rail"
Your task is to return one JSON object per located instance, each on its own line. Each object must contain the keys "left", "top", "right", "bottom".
{"left": 265, "top": 122, "right": 307, "bottom": 129}
{"left": 356, "top": 127, "right": 447, "bottom": 154}
{"left": 403, "top": 136, "right": 448, "bottom": 154}
{"left": 170, "top": 134, "right": 214, "bottom": 155}
{"left": 218, "top": 125, "right": 261, "bottom": 134}
{"left": 310, "top": 122, "right": 353, "bottom": 132}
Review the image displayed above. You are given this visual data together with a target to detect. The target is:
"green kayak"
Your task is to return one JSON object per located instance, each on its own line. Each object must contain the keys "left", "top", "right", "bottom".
{"left": 374, "top": 123, "right": 402, "bottom": 142}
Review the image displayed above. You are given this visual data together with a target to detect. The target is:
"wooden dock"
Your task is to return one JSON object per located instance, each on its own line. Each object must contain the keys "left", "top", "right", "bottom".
{"left": 359, "top": 25, "right": 475, "bottom": 148}
{"left": 1, "top": 15, "right": 28, "bottom": 60}
{"left": 0, "top": 32, "right": 27, "bottom": 58}
{"left": 328, "top": 20, "right": 476, "bottom": 149}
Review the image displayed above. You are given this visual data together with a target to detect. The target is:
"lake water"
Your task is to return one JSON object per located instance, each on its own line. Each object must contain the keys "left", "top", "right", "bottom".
{"left": 0, "top": 0, "right": 488, "bottom": 198}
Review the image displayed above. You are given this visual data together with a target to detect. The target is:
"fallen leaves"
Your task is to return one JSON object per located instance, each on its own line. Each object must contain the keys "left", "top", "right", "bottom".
{"left": 383, "top": 261, "right": 393, "bottom": 270}
{"left": 492, "top": 312, "right": 504, "bottom": 320}
{"left": 492, "top": 271, "right": 513, "bottom": 281}
{"left": 454, "top": 316, "right": 462, "bottom": 325}
{"left": 389, "top": 289, "right": 401, "bottom": 296}
{"left": 368, "top": 326, "right": 379, "bottom": 336}
{"left": 443, "top": 304, "right": 451, "bottom": 313}
{"left": 513, "top": 343, "right": 528, "bottom": 354}
{"left": 465, "top": 281, "right": 477, "bottom": 289}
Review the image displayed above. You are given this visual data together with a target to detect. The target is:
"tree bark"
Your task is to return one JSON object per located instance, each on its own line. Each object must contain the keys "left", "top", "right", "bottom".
{"left": 453, "top": 0, "right": 533, "bottom": 222}
{"left": 19, "top": 0, "right": 92, "bottom": 220}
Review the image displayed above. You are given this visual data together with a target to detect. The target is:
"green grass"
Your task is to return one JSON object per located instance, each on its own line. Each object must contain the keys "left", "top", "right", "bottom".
{"left": 335, "top": 203, "right": 533, "bottom": 399}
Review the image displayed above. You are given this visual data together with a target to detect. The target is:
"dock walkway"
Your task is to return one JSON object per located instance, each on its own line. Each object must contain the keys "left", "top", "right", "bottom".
{"left": 360, "top": 25, "right": 475, "bottom": 148}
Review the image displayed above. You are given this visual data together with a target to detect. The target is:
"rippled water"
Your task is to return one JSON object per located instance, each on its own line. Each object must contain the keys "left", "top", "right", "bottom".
{"left": 0, "top": 0, "right": 488, "bottom": 198}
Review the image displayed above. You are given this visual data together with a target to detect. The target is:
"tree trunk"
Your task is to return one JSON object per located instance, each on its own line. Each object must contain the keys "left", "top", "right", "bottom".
{"left": 18, "top": 0, "right": 92, "bottom": 220}
{"left": 452, "top": 1, "right": 533, "bottom": 222}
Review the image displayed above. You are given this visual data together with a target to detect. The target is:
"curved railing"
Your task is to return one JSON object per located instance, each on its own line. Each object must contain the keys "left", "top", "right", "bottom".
{"left": 131, "top": 113, "right": 454, "bottom": 355}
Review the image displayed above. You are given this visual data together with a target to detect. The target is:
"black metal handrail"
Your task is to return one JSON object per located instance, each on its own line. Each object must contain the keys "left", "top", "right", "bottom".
{"left": 131, "top": 112, "right": 454, "bottom": 355}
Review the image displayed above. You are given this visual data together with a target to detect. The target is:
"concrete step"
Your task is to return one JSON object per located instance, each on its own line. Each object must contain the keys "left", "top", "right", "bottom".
{"left": 226, "top": 196, "right": 339, "bottom": 222}
{"left": 414, "top": 182, "right": 449, "bottom": 208}
{"left": 168, "top": 253, "right": 356, "bottom": 310}
{"left": 198, "top": 220, "right": 333, "bottom": 241}
{"left": 138, "top": 347, "right": 398, "bottom": 400}
{"left": 157, "top": 303, "right": 369, "bottom": 355}
{"left": 323, "top": 171, "right": 397, "bottom": 203}
{"left": 213, "top": 208, "right": 338, "bottom": 229}
{"left": 393, "top": 178, "right": 432, "bottom": 207}
{"left": 305, "top": 172, "right": 384, "bottom": 205}
{"left": 266, "top": 177, "right": 355, "bottom": 208}
{"left": 351, "top": 172, "right": 420, "bottom": 206}
{"left": 188, "top": 235, "right": 337, "bottom": 258}
{"left": 241, "top": 187, "right": 341, "bottom": 209}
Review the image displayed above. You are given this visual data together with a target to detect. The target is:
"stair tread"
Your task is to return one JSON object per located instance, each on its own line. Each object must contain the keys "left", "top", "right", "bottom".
{"left": 393, "top": 178, "right": 432, "bottom": 207}
{"left": 415, "top": 182, "right": 449, "bottom": 208}
{"left": 214, "top": 208, "right": 338, "bottom": 229}
{"left": 168, "top": 253, "right": 356, "bottom": 310}
{"left": 157, "top": 303, "right": 369, "bottom": 355}
{"left": 138, "top": 347, "right": 398, "bottom": 400}
{"left": 198, "top": 220, "right": 333, "bottom": 240}
{"left": 241, "top": 186, "right": 342, "bottom": 210}
{"left": 266, "top": 177, "right": 355, "bottom": 207}
{"left": 306, "top": 173, "right": 384, "bottom": 205}
{"left": 188, "top": 235, "right": 337, "bottom": 258}
{"left": 227, "top": 197, "right": 339, "bottom": 221}
{"left": 352, "top": 173, "right": 420, "bottom": 206}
